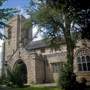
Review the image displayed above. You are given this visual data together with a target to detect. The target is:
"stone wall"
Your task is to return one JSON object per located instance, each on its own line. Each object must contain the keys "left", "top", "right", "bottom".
{"left": 4, "top": 15, "right": 90, "bottom": 85}
{"left": 35, "top": 54, "right": 45, "bottom": 83}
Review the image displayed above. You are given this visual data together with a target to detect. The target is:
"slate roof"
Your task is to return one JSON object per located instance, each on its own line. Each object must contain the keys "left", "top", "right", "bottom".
{"left": 26, "top": 40, "right": 48, "bottom": 50}
{"left": 25, "top": 39, "right": 65, "bottom": 50}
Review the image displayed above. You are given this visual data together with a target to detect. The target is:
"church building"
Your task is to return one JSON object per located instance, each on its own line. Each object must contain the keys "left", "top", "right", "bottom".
{"left": 4, "top": 15, "right": 90, "bottom": 85}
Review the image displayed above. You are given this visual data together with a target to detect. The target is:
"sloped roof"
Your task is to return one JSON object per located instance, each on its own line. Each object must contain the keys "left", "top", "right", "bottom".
{"left": 25, "top": 39, "right": 66, "bottom": 50}
{"left": 26, "top": 40, "right": 48, "bottom": 50}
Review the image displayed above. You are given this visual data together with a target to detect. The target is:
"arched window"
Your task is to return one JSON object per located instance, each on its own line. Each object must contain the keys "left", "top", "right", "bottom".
{"left": 77, "top": 56, "right": 90, "bottom": 71}
{"left": 86, "top": 56, "right": 90, "bottom": 71}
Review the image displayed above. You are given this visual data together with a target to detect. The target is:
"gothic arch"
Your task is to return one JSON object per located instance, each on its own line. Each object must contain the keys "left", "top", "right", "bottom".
{"left": 74, "top": 47, "right": 90, "bottom": 57}
{"left": 13, "top": 59, "right": 27, "bottom": 83}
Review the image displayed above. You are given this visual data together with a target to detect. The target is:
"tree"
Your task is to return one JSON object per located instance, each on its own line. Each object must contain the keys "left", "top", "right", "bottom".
{"left": 26, "top": 0, "right": 90, "bottom": 90}
{"left": 27, "top": 0, "right": 79, "bottom": 71}
{"left": 6, "top": 63, "right": 25, "bottom": 87}
{"left": 68, "top": 0, "right": 90, "bottom": 40}
{"left": 0, "top": 0, "right": 16, "bottom": 39}
{"left": 79, "top": 9, "right": 90, "bottom": 40}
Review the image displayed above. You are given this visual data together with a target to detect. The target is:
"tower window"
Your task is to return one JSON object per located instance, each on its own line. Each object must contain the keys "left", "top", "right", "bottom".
{"left": 77, "top": 56, "right": 90, "bottom": 71}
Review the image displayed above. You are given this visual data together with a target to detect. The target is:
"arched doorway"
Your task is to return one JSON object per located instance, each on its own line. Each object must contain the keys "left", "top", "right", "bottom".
{"left": 13, "top": 59, "right": 27, "bottom": 84}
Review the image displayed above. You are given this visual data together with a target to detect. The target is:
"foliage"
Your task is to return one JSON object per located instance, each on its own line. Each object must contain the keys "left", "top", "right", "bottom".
{"left": 6, "top": 64, "right": 25, "bottom": 87}
{"left": 0, "top": 68, "right": 10, "bottom": 85}
{"left": 0, "top": 76, "right": 4, "bottom": 85}
{"left": 58, "top": 63, "right": 79, "bottom": 90}
{"left": 0, "top": 87, "right": 59, "bottom": 90}
{"left": 0, "top": 0, "right": 17, "bottom": 39}
{"left": 22, "top": 19, "right": 32, "bottom": 31}
{"left": 79, "top": 77, "right": 87, "bottom": 90}
{"left": 80, "top": 10, "right": 90, "bottom": 40}
{"left": 26, "top": 1, "right": 90, "bottom": 90}
{"left": 27, "top": 0, "right": 81, "bottom": 69}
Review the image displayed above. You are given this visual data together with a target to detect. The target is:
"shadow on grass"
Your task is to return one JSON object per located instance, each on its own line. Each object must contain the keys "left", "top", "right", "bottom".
{"left": 0, "top": 86, "right": 59, "bottom": 90}
{"left": 19, "top": 85, "right": 30, "bottom": 88}
{"left": 87, "top": 85, "right": 90, "bottom": 90}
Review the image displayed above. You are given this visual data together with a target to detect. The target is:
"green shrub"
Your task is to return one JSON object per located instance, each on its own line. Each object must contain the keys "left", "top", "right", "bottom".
{"left": 0, "top": 76, "right": 3, "bottom": 85}
{"left": 0, "top": 74, "right": 8, "bottom": 85}
{"left": 6, "top": 64, "right": 25, "bottom": 87}
{"left": 58, "top": 63, "right": 79, "bottom": 90}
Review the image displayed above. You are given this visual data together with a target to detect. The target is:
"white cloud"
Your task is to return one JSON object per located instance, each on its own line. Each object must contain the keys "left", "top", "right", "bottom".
{"left": 15, "top": 7, "right": 43, "bottom": 41}
{"left": 33, "top": 25, "right": 43, "bottom": 41}
{"left": 32, "top": 0, "right": 41, "bottom": 3}
{"left": 16, "top": 6, "right": 30, "bottom": 19}
{"left": 0, "top": 40, "right": 3, "bottom": 54}
{"left": 0, "top": 28, "right": 4, "bottom": 71}
{"left": 0, "top": 40, "right": 3, "bottom": 70}
{"left": 16, "top": 6, "right": 44, "bottom": 41}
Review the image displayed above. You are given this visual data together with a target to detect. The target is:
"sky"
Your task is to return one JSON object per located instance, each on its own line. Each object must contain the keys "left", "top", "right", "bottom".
{"left": 3, "top": 0, "right": 30, "bottom": 18}
{"left": 0, "top": 0, "right": 42, "bottom": 63}
{"left": 3, "top": 0, "right": 29, "bottom": 8}
{"left": 3, "top": 0, "right": 42, "bottom": 40}
{"left": 0, "top": 0, "right": 29, "bottom": 71}
{"left": 0, "top": 0, "right": 44, "bottom": 73}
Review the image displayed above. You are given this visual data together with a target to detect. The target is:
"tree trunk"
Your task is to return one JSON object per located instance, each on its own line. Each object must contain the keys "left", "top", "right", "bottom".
{"left": 63, "top": 16, "right": 74, "bottom": 72}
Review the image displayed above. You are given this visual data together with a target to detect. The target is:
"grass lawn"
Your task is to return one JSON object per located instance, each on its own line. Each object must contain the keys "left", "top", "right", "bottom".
{"left": 0, "top": 87, "right": 59, "bottom": 90}
{"left": 0, "top": 86, "right": 90, "bottom": 90}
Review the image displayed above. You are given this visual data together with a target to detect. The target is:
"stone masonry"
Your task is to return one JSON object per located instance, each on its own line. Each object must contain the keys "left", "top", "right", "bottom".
{"left": 4, "top": 15, "right": 90, "bottom": 85}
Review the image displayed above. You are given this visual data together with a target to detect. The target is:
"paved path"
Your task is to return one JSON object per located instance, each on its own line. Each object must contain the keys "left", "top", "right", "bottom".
{"left": 30, "top": 83, "right": 57, "bottom": 87}
{"left": 0, "top": 83, "right": 57, "bottom": 89}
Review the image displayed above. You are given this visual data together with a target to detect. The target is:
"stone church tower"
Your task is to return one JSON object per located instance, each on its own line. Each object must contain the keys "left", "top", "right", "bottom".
{"left": 4, "top": 15, "right": 51, "bottom": 84}
{"left": 4, "top": 15, "right": 90, "bottom": 85}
